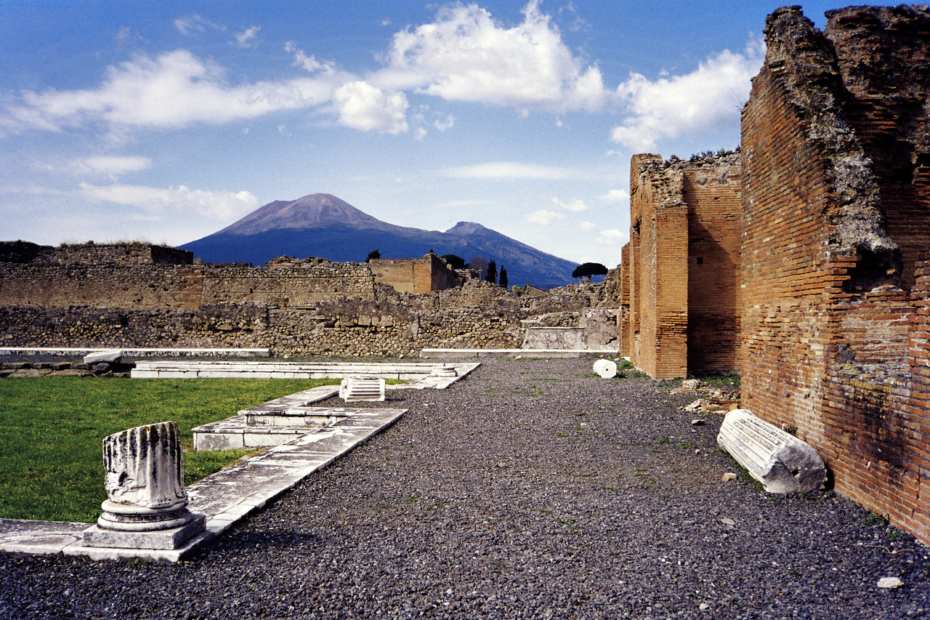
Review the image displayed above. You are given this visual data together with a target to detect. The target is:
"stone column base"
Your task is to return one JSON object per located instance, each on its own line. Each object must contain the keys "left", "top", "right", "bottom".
{"left": 83, "top": 514, "right": 206, "bottom": 550}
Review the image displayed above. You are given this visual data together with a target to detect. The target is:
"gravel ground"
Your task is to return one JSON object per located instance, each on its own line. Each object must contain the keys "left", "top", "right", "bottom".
{"left": 1, "top": 357, "right": 928, "bottom": 620}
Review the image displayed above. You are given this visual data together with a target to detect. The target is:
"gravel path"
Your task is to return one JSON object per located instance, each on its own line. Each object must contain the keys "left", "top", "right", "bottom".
{"left": 1, "top": 357, "right": 928, "bottom": 619}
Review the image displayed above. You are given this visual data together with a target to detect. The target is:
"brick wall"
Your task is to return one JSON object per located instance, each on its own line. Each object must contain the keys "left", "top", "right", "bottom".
{"left": 626, "top": 153, "right": 741, "bottom": 378}
{"left": 684, "top": 157, "right": 742, "bottom": 374}
{"left": 368, "top": 253, "right": 459, "bottom": 294}
{"left": 741, "top": 5, "right": 930, "bottom": 544}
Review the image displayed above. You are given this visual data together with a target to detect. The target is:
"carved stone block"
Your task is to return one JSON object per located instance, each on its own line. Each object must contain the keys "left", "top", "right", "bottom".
{"left": 339, "top": 376, "right": 386, "bottom": 401}
{"left": 717, "top": 409, "right": 826, "bottom": 494}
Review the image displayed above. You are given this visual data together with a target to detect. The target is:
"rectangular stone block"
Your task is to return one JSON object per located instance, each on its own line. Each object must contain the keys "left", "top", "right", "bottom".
{"left": 82, "top": 514, "right": 205, "bottom": 550}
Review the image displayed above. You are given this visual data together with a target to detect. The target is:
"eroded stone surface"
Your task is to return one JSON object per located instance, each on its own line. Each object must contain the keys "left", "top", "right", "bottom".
{"left": 717, "top": 409, "right": 826, "bottom": 494}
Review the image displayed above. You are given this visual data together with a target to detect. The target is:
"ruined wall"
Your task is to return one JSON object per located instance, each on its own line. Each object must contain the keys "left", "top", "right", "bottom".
{"left": 619, "top": 245, "right": 631, "bottom": 358}
{"left": 0, "top": 264, "right": 204, "bottom": 309}
{"left": 0, "top": 279, "right": 604, "bottom": 357}
{"left": 741, "top": 6, "right": 929, "bottom": 544}
{"left": 203, "top": 259, "right": 376, "bottom": 307}
{"left": 628, "top": 154, "right": 688, "bottom": 379}
{"left": 627, "top": 153, "right": 741, "bottom": 378}
{"left": 368, "top": 253, "right": 458, "bottom": 295}
{"left": 684, "top": 155, "right": 742, "bottom": 374}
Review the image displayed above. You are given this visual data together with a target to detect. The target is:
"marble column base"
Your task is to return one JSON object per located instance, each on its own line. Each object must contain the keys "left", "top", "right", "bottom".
{"left": 83, "top": 514, "right": 206, "bottom": 550}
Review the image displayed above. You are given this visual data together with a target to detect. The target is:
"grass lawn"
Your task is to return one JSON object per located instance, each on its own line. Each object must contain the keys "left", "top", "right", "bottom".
{"left": 0, "top": 377, "right": 340, "bottom": 523}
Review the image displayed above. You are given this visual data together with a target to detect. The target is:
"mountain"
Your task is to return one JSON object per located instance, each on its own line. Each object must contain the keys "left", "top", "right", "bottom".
{"left": 181, "top": 193, "right": 578, "bottom": 289}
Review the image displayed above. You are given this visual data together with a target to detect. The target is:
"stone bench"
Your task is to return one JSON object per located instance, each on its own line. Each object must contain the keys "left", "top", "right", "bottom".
{"left": 717, "top": 409, "right": 826, "bottom": 494}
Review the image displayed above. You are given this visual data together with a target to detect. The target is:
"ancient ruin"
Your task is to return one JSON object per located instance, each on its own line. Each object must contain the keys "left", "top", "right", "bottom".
{"left": 620, "top": 152, "right": 742, "bottom": 379}
{"left": 0, "top": 241, "right": 620, "bottom": 356}
{"left": 623, "top": 5, "right": 930, "bottom": 545}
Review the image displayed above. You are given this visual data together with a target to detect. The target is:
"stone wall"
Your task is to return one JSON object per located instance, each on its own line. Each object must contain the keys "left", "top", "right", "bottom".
{"left": 0, "top": 278, "right": 610, "bottom": 357}
{"left": 622, "top": 152, "right": 742, "bottom": 378}
{"left": 740, "top": 5, "right": 930, "bottom": 545}
{"left": 368, "top": 253, "right": 459, "bottom": 294}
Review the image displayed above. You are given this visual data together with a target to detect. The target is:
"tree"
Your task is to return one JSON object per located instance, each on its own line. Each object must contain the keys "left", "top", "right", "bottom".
{"left": 572, "top": 262, "right": 608, "bottom": 281}
{"left": 441, "top": 254, "right": 466, "bottom": 270}
{"left": 486, "top": 259, "right": 497, "bottom": 285}
{"left": 468, "top": 257, "right": 488, "bottom": 279}
{"left": 365, "top": 249, "right": 381, "bottom": 262}
{"left": 499, "top": 266, "right": 508, "bottom": 289}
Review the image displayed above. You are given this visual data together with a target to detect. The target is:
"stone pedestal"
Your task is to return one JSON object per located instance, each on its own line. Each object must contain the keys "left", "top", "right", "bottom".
{"left": 84, "top": 421, "right": 205, "bottom": 550}
{"left": 339, "top": 376, "right": 386, "bottom": 401}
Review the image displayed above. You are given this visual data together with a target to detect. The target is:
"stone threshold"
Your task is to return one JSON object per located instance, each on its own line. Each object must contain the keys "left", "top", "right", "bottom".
{"left": 0, "top": 406, "right": 405, "bottom": 563}
{"left": 0, "top": 347, "right": 271, "bottom": 358}
{"left": 420, "top": 348, "right": 620, "bottom": 359}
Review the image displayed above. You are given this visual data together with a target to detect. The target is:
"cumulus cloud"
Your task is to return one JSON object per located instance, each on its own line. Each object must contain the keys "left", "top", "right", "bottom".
{"left": 78, "top": 182, "right": 260, "bottom": 220}
{"left": 373, "top": 0, "right": 608, "bottom": 112}
{"left": 551, "top": 197, "right": 586, "bottom": 212}
{"left": 285, "top": 42, "right": 335, "bottom": 74}
{"left": 0, "top": 50, "right": 348, "bottom": 132}
{"left": 578, "top": 221, "right": 596, "bottom": 232}
{"left": 440, "top": 162, "right": 588, "bottom": 180}
{"left": 598, "top": 189, "right": 629, "bottom": 203}
{"left": 71, "top": 156, "right": 152, "bottom": 176}
{"left": 526, "top": 209, "right": 565, "bottom": 225}
{"left": 332, "top": 81, "right": 409, "bottom": 134}
{"left": 610, "top": 38, "right": 764, "bottom": 151}
{"left": 234, "top": 26, "right": 260, "bottom": 48}
{"left": 597, "top": 229, "right": 628, "bottom": 246}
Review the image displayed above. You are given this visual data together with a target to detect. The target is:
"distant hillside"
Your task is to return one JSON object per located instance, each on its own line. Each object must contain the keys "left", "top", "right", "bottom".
{"left": 181, "top": 194, "right": 578, "bottom": 289}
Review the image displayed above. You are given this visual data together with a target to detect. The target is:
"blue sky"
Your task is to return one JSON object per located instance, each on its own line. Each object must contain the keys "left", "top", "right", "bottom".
{"left": 0, "top": 1, "right": 897, "bottom": 267}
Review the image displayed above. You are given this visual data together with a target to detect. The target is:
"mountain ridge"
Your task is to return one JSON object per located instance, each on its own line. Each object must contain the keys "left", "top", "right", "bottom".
{"left": 182, "top": 193, "right": 578, "bottom": 289}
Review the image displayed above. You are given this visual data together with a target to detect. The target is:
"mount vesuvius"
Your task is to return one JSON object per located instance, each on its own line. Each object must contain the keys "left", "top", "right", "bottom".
{"left": 181, "top": 194, "right": 579, "bottom": 289}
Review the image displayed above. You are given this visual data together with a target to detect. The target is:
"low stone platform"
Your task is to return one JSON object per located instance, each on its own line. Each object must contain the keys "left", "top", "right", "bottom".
{"left": 420, "top": 348, "right": 620, "bottom": 359}
{"left": 132, "top": 361, "right": 479, "bottom": 388}
{"left": 0, "top": 406, "right": 406, "bottom": 562}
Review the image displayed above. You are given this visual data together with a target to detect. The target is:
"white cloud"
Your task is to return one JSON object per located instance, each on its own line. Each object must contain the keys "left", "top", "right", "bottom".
{"left": 433, "top": 115, "right": 455, "bottom": 131}
{"left": 578, "top": 221, "right": 596, "bottom": 232}
{"left": 1, "top": 50, "right": 348, "bottom": 132}
{"left": 234, "top": 26, "right": 260, "bottom": 49}
{"left": 526, "top": 209, "right": 565, "bottom": 225}
{"left": 597, "top": 228, "right": 628, "bottom": 246}
{"left": 373, "top": 0, "right": 608, "bottom": 112}
{"left": 78, "top": 182, "right": 260, "bottom": 220}
{"left": 552, "top": 197, "right": 586, "bottom": 212}
{"left": 332, "top": 81, "right": 409, "bottom": 134}
{"left": 174, "top": 15, "right": 225, "bottom": 35}
{"left": 610, "top": 38, "right": 764, "bottom": 151}
{"left": 440, "top": 161, "right": 588, "bottom": 180}
{"left": 415, "top": 127, "right": 428, "bottom": 140}
{"left": 598, "top": 189, "right": 629, "bottom": 203}
{"left": 71, "top": 156, "right": 152, "bottom": 176}
{"left": 285, "top": 42, "right": 334, "bottom": 74}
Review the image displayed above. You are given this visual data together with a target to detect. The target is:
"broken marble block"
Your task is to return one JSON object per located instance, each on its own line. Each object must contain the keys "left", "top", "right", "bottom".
{"left": 717, "top": 409, "right": 826, "bottom": 494}
{"left": 84, "top": 421, "right": 204, "bottom": 550}
{"left": 339, "top": 376, "right": 386, "bottom": 401}
{"left": 592, "top": 359, "right": 618, "bottom": 379}
{"left": 83, "top": 349, "right": 123, "bottom": 365}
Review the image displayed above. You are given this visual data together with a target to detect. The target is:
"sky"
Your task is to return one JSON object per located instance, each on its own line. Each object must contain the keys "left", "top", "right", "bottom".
{"left": 0, "top": 1, "right": 901, "bottom": 268}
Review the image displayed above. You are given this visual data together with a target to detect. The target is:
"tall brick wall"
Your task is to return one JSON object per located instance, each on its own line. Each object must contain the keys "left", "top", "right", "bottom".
{"left": 625, "top": 153, "right": 741, "bottom": 378}
{"left": 684, "top": 156, "right": 742, "bottom": 374}
{"left": 741, "top": 6, "right": 930, "bottom": 544}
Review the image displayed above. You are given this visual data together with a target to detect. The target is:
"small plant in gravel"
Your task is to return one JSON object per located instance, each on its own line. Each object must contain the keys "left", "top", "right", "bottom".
{"left": 886, "top": 529, "right": 902, "bottom": 540}
{"left": 865, "top": 511, "right": 889, "bottom": 527}
{"left": 678, "top": 440, "right": 695, "bottom": 450}
{"left": 556, "top": 431, "right": 567, "bottom": 437}
{"left": 657, "top": 437, "right": 671, "bottom": 445}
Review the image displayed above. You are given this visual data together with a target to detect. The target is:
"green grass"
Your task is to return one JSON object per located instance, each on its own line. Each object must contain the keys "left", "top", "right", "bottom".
{"left": 0, "top": 377, "right": 340, "bottom": 523}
